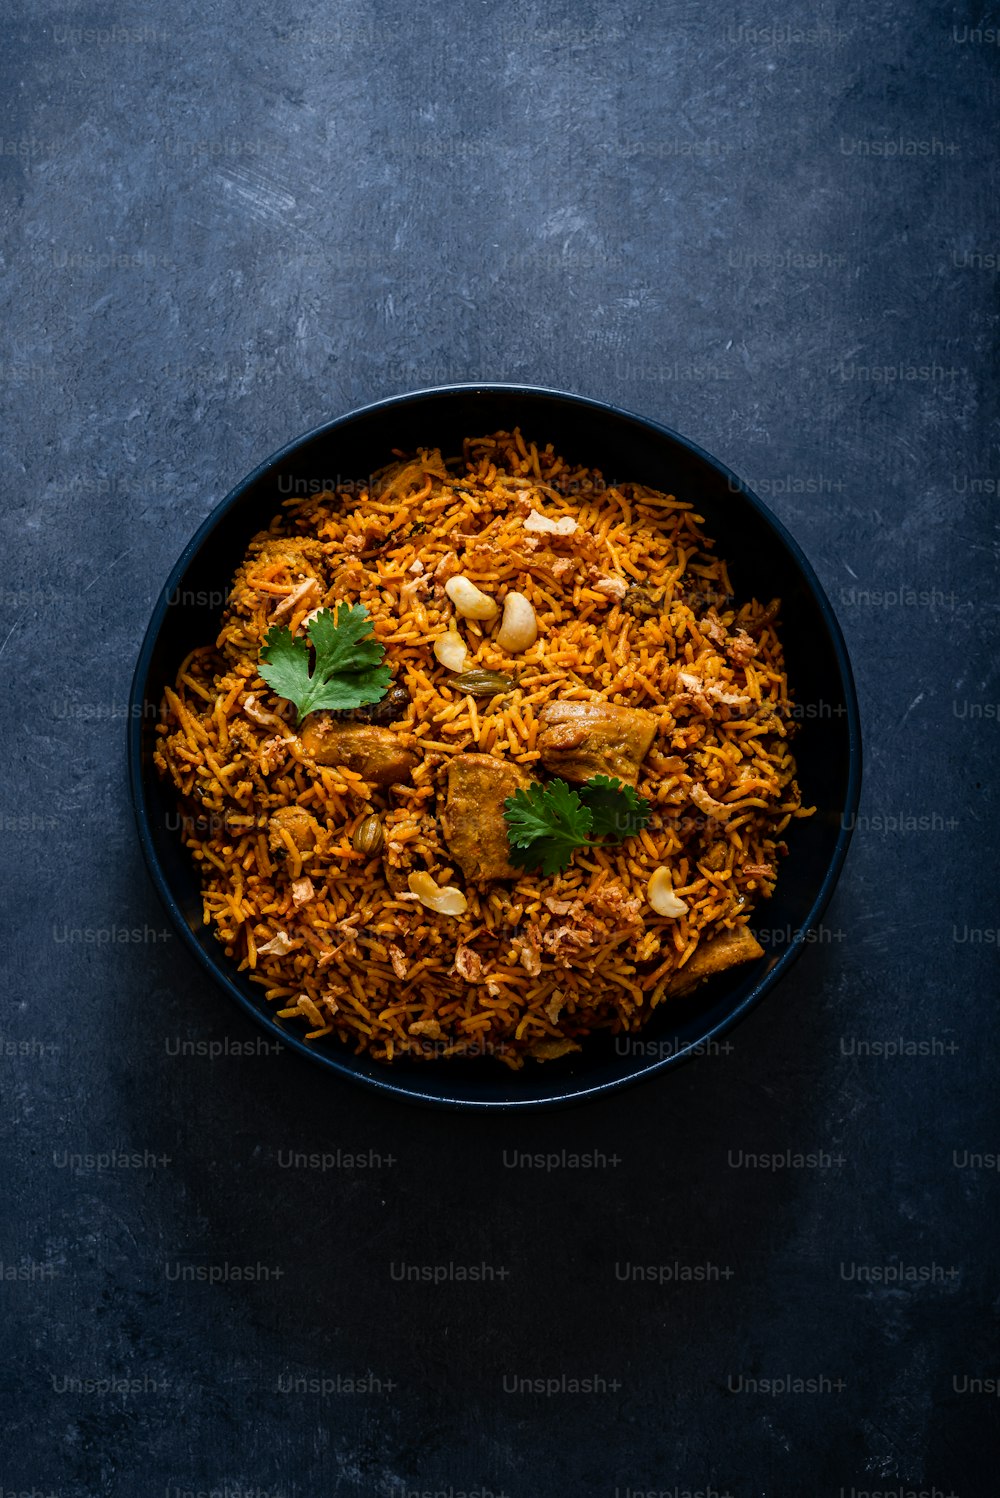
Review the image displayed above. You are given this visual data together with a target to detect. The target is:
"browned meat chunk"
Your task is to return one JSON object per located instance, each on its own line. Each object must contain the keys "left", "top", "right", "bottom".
{"left": 299, "top": 715, "right": 416, "bottom": 786}
{"left": 536, "top": 700, "right": 657, "bottom": 786}
{"left": 253, "top": 537, "right": 327, "bottom": 571}
{"left": 699, "top": 842, "right": 731, "bottom": 873}
{"left": 667, "top": 927, "right": 765, "bottom": 996}
{"left": 440, "top": 753, "right": 536, "bottom": 881}
{"left": 267, "top": 805, "right": 321, "bottom": 855}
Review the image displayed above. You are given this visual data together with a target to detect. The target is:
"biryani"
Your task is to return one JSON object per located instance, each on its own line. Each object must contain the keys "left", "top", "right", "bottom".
{"left": 155, "top": 429, "right": 812, "bottom": 1067}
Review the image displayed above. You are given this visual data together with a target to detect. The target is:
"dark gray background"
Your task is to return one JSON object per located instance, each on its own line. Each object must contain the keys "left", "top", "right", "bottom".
{"left": 2, "top": 1, "right": 997, "bottom": 1493}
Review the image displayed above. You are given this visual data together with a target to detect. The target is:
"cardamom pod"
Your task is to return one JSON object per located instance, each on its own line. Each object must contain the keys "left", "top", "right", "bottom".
{"left": 352, "top": 813, "right": 384, "bottom": 856}
{"left": 450, "top": 669, "right": 515, "bottom": 697}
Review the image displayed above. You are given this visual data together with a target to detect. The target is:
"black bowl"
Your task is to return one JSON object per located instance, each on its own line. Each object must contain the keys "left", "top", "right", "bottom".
{"left": 129, "top": 384, "right": 861, "bottom": 1109}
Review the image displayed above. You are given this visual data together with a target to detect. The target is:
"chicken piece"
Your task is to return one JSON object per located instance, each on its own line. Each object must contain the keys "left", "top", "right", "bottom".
{"left": 699, "top": 842, "right": 731, "bottom": 873}
{"left": 267, "top": 805, "right": 321, "bottom": 855}
{"left": 439, "top": 753, "right": 536, "bottom": 881}
{"left": 667, "top": 928, "right": 765, "bottom": 996}
{"left": 298, "top": 715, "right": 416, "bottom": 786}
{"left": 253, "top": 537, "right": 326, "bottom": 571}
{"left": 536, "top": 700, "right": 658, "bottom": 787}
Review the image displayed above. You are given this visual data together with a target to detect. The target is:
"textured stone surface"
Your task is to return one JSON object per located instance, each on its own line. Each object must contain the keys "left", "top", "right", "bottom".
{"left": 2, "top": 1, "right": 997, "bottom": 1493}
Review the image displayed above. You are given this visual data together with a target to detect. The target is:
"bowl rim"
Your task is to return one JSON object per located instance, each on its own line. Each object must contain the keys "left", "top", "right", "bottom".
{"left": 128, "top": 382, "right": 863, "bottom": 1110}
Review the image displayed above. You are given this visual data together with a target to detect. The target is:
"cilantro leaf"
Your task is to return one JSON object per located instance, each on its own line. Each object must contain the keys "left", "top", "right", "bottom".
{"left": 259, "top": 604, "right": 392, "bottom": 724}
{"left": 503, "top": 775, "right": 653, "bottom": 875}
{"left": 504, "top": 780, "right": 594, "bottom": 876}
{"left": 305, "top": 604, "right": 386, "bottom": 674}
{"left": 579, "top": 775, "right": 652, "bottom": 840}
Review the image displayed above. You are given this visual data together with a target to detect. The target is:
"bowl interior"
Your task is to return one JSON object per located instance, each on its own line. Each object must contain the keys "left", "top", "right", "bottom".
{"left": 131, "top": 386, "right": 860, "bottom": 1108}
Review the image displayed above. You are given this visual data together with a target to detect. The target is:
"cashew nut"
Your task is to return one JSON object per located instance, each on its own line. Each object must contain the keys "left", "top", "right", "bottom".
{"left": 444, "top": 575, "right": 499, "bottom": 621}
{"left": 495, "top": 591, "right": 538, "bottom": 653}
{"left": 408, "top": 871, "right": 469, "bottom": 918}
{"left": 647, "top": 866, "right": 689, "bottom": 918}
{"left": 433, "top": 625, "right": 469, "bottom": 673}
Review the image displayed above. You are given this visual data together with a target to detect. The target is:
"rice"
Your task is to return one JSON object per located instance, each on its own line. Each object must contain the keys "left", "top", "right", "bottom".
{"left": 155, "top": 430, "right": 813, "bottom": 1067}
